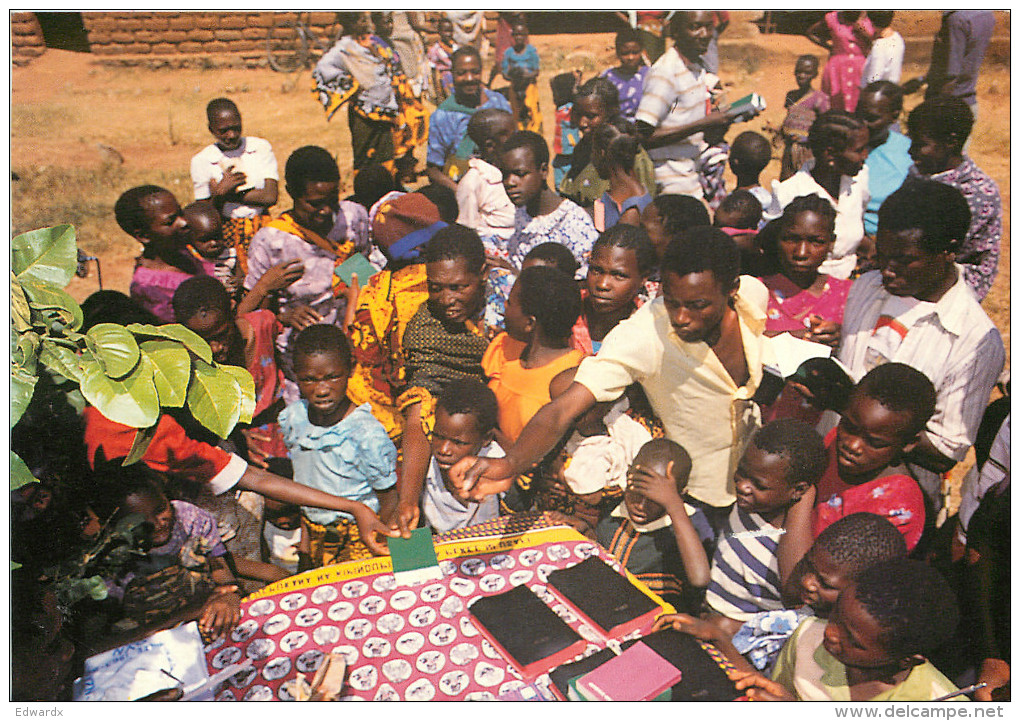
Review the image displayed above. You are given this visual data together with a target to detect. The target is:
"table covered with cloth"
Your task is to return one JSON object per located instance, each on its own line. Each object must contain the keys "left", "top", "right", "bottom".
{"left": 202, "top": 513, "right": 735, "bottom": 701}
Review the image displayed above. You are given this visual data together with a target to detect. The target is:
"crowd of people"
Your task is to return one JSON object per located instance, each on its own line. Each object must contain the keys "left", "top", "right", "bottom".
{"left": 11, "top": 10, "right": 1007, "bottom": 704}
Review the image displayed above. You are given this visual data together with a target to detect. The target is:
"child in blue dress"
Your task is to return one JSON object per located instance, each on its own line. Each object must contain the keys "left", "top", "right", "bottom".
{"left": 278, "top": 324, "right": 399, "bottom": 567}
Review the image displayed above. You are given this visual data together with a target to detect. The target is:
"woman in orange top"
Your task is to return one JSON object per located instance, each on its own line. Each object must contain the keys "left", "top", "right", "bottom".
{"left": 482, "top": 265, "right": 584, "bottom": 445}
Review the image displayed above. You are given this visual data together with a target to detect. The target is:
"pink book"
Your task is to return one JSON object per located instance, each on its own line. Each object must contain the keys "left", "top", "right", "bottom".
{"left": 575, "top": 641, "right": 682, "bottom": 701}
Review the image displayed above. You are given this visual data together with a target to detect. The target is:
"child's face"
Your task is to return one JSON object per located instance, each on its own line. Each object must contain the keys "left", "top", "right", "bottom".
{"left": 856, "top": 91, "right": 899, "bottom": 147}
{"left": 432, "top": 409, "right": 490, "bottom": 488}
{"left": 352, "top": 12, "right": 373, "bottom": 37}
{"left": 796, "top": 545, "right": 851, "bottom": 616}
{"left": 502, "top": 280, "right": 532, "bottom": 343}
{"left": 836, "top": 394, "right": 915, "bottom": 480}
{"left": 623, "top": 456, "right": 673, "bottom": 525}
{"left": 908, "top": 132, "right": 956, "bottom": 177}
{"left": 616, "top": 40, "right": 644, "bottom": 74}
{"left": 294, "top": 350, "right": 351, "bottom": 427}
{"left": 571, "top": 95, "right": 609, "bottom": 137}
{"left": 481, "top": 117, "right": 517, "bottom": 166}
{"left": 265, "top": 501, "right": 301, "bottom": 531}
{"left": 373, "top": 13, "right": 393, "bottom": 39}
{"left": 182, "top": 306, "right": 242, "bottom": 366}
{"left": 125, "top": 489, "right": 175, "bottom": 547}
{"left": 826, "top": 127, "right": 870, "bottom": 179}
{"left": 794, "top": 59, "right": 818, "bottom": 88}
{"left": 640, "top": 202, "right": 668, "bottom": 259}
{"left": 823, "top": 585, "right": 900, "bottom": 670}
{"left": 291, "top": 180, "right": 340, "bottom": 238}
{"left": 425, "top": 257, "right": 485, "bottom": 325}
{"left": 185, "top": 210, "right": 226, "bottom": 259}
{"left": 777, "top": 209, "right": 833, "bottom": 283}
{"left": 511, "top": 25, "right": 528, "bottom": 51}
{"left": 452, "top": 53, "right": 483, "bottom": 105}
{"left": 733, "top": 443, "right": 802, "bottom": 519}
{"left": 209, "top": 107, "right": 243, "bottom": 152}
{"left": 501, "top": 146, "right": 546, "bottom": 208}
{"left": 438, "top": 19, "right": 454, "bottom": 44}
{"left": 586, "top": 244, "right": 644, "bottom": 317}
{"left": 140, "top": 191, "right": 190, "bottom": 250}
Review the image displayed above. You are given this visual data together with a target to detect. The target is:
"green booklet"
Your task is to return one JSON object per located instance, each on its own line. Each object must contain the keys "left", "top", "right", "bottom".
{"left": 388, "top": 527, "right": 443, "bottom": 585}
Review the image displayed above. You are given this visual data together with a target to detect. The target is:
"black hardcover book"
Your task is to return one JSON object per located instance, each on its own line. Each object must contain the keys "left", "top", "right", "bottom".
{"left": 467, "top": 584, "right": 586, "bottom": 679}
{"left": 546, "top": 556, "right": 660, "bottom": 638}
{"left": 630, "top": 629, "right": 741, "bottom": 702}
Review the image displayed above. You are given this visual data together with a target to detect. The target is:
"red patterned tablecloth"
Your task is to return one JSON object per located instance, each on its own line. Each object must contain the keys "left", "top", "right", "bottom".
{"left": 203, "top": 514, "right": 678, "bottom": 701}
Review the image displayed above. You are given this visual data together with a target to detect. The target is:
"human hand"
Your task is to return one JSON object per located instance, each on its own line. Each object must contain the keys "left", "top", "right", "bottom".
{"left": 975, "top": 658, "right": 1010, "bottom": 701}
{"left": 199, "top": 585, "right": 241, "bottom": 641}
{"left": 652, "top": 612, "right": 722, "bottom": 642}
{"left": 257, "top": 259, "right": 305, "bottom": 293}
{"left": 805, "top": 316, "right": 840, "bottom": 348}
{"left": 448, "top": 456, "right": 514, "bottom": 502}
{"left": 210, "top": 169, "right": 247, "bottom": 198}
{"left": 627, "top": 461, "right": 684, "bottom": 513}
{"left": 279, "top": 303, "right": 324, "bottom": 331}
{"left": 391, "top": 498, "right": 421, "bottom": 539}
{"left": 545, "top": 511, "right": 592, "bottom": 536}
{"left": 240, "top": 428, "right": 273, "bottom": 469}
{"left": 350, "top": 503, "right": 400, "bottom": 556}
{"left": 728, "top": 668, "right": 796, "bottom": 701}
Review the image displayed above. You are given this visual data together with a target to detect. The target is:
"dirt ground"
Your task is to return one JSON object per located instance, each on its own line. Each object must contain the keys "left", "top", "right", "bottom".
{"left": 10, "top": 12, "right": 1010, "bottom": 506}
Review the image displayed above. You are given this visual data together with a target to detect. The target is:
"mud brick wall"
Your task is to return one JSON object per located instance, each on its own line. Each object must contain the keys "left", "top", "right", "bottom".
{"left": 11, "top": 12, "right": 47, "bottom": 66}
{"left": 79, "top": 11, "right": 499, "bottom": 66}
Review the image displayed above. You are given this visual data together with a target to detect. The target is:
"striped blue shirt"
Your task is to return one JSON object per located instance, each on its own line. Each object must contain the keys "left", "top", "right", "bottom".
{"left": 705, "top": 506, "right": 786, "bottom": 621}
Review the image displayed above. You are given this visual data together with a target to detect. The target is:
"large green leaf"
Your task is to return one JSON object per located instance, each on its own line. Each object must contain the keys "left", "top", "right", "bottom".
{"left": 123, "top": 423, "right": 159, "bottom": 466}
{"left": 126, "top": 323, "right": 213, "bottom": 364}
{"left": 218, "top": 364, "right": 256, "bottom": 425}
{"left": 11, "top": 224, "right": 77, "bottom": 288}
{"left": 38, "top": 339, "right": 84, "bottom": 384}
{"left": 186, "top": 360, "right": 241, "bottom": 439}
{"left": 139, "top": 340, "right": 191, "bottom": 408}
{"left": 87, "top": 323, "right": 141, "bottom": 380}
{"left": 79, "top": 353, "right": 159, "bottom": 428}
{"left": 10, "top": 365, "right": 37, "bottom": 428}
{"left": 10, "top": 451, "right": 38, "bottom": 491}
{"left": 11, "top": 274, "right": 32, "bottom": 333}
{"left": 21, "top": 278, "right": 83, "bottom": 332}
{"left": 13, "top": 331, "right": 41, "bottom": 375}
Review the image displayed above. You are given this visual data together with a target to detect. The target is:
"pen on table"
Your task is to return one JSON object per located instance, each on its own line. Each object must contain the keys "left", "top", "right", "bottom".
{"left": 932, "top": 682, "right": 987, "bottom": 701}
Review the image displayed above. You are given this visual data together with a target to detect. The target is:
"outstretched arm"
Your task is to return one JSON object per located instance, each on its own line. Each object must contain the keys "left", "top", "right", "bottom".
{"left": 449, "top": 382, "right": 597, "bottom": 500}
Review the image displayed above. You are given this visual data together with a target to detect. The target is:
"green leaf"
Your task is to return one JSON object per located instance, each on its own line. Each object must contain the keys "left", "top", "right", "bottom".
{"left": 10, "top": 451, "right": 38, "bottom": 491}
{"left": 79, "top": 352, "right": 159, "bottom": 428}
{"left": 11, "top": 224, "right": 77, "bottom": 288}
{"left": 186, "top": 360, "right": 241, "bottom": 439}
{"left": 21, "top": 278, "right": 83, "bottom": 331}
{"left": 86, "top": 323, "right": 141, "bottom": 380}
{"left": 123, "top": 423, "right": 158, "bottom": 466}
{"left": 218, "top": 364, "right": 256, "bottom": 425}
{"left": 38, "top": 339, "right": 83, "bottom": 383}
{"left": 126, "top": 323, "right": 213, "bottom": 364}
{"left": 64, "top": 388, "right": 87, "bottom": 414}
{"left": 13, "top": 331, "right": 41, "bottom": 376}
{"left": 11, "top": 274, "right": 32, "bottom": 332}
{"left": 10, "top": 366, "right": 37, "bottom": 428}
{"left": 139, "top": 340, "right": 191, "bottom": 408}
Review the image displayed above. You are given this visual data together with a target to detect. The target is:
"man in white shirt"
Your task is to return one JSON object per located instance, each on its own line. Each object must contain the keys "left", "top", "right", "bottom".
{"left": 191, "top": 98, "right": 279, "bottom": 219}
{"left": 633, "top": 11, "right": 735, "bottom": 198}
{"left": 835, "top": 179, "right": 1004, "bottom": 509}
{"left": 451, "top": 228, "right": 770, "bottom": 533}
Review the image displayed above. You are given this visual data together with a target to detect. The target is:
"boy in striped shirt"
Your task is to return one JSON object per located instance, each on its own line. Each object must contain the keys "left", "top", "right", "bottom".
{"left": 705, "top": 420, "right": 827, "bottom": 636}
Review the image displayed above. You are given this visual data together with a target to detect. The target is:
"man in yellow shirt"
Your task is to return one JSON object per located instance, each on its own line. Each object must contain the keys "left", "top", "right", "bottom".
{"left": 451, "top": 227, "right": 769, "bottom": 533}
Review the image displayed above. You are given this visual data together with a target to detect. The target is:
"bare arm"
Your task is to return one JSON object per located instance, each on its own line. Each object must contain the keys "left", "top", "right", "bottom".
{"left": 905, "top": 432, "right": 959, "bottom": 475}
{"left": 238, "top": 178, "right": 279, "bottom": 209}
{"left": 449, "top": 382, "right": 597, "bottom": 499}
{"left": 235, "top": 258, "right": 305, "bottom": 315}
{"left": 392, "top": 402, "right": 432, "bottom": 537}
{"left": 636, "top": 111, "right": 734, "bottom": 151}
{"left": 777, "top": 485, "right": 816, "bottom": 585}
{"left": 805, "top": 19, "right": 831, "bottom": 50}
{"left": 426, "top": 163, "right": 459, "bottom": 192}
